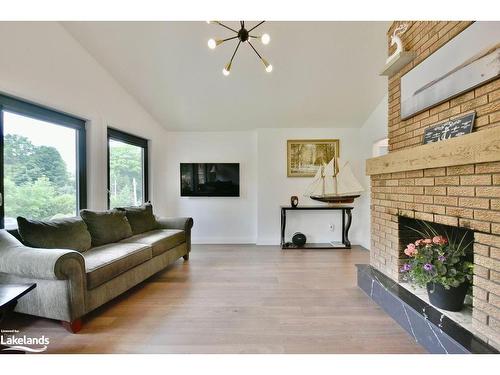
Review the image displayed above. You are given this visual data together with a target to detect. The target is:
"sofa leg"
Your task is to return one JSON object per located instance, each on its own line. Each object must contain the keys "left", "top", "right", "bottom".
{"left": 62, "top": 319, "right": 82, "bottom": 333}
{"left": 183, "top": 253, "right": 190, "bottom": 261}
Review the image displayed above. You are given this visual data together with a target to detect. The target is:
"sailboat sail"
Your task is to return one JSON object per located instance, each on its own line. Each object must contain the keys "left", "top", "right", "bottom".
{"left": 336, "top": 162, "right": 364, "bottom": 195}
{"left": 304, "top": 157, "right": 364, "bottom": 200}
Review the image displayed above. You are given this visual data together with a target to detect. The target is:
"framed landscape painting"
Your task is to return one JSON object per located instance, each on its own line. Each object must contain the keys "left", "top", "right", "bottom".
{"left": 287, "top": 139, "right": 339, "bottom": 177}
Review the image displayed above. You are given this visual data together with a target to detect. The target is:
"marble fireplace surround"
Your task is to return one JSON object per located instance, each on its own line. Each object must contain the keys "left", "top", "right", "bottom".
{"left": 357, "top": 264, "right": 498, "bottom": 353}
{"left": 364, "top": 126, "right": 500, "bottom": 351}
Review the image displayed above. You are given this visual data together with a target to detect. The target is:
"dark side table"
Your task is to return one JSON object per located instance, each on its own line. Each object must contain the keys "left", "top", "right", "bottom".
{"left": 0, "top": 283, "right": 36, "bottom": 353}
{"left": 280, "top": 205, "right": 353, "bottom": 249}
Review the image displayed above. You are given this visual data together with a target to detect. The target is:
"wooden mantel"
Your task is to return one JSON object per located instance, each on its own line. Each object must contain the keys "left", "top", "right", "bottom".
{"left": 366, "top": 126, "right": 500, "bottom": 175}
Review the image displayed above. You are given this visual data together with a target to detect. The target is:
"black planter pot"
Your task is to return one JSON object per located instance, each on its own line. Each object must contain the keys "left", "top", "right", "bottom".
{"left": 426, "top": 282, "right": 468, "bottom": 312}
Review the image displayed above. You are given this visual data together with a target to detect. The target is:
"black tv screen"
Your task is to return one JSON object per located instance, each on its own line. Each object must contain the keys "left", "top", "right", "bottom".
{"left": 180, "top": 163, "right": 240, "bottom": 197}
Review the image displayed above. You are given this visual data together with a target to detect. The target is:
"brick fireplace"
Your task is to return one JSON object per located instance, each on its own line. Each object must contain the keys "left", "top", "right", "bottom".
{"left": 365, "top": 21, "right": 500, "bottom": 350}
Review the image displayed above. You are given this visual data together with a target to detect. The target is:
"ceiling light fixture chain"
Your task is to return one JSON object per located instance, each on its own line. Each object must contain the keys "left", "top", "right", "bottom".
{"left": 207, "top": 21, "right": 272, "bottom": 76}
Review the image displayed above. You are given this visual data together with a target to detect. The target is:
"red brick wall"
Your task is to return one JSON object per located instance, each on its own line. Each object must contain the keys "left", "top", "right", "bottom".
{"left": 387, "top": 21, "right": 500, "bottom": 152}
{"left": 371, "top": 21, "right": 500, "bottom": 348}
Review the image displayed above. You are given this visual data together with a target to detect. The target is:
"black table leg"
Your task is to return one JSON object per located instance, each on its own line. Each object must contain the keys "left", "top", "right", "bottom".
{"left": 0, "top": 301, "right": 25, "bottom": 354}
{"left": 280, "top": 208, "right": 286, "bottom": 248}
{"left": 344, "top": 208, "right": 352, "bottom": 249}
{"left": 341, "top": 209, "right": 345, "bottom": 244}
{"left": 0, "top": 300, "right": 17, "bottom": 326}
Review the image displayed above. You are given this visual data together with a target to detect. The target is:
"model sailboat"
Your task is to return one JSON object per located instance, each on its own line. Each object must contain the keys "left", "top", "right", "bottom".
{"left": 304, "top": 156, "right": 364, "bottom": 204}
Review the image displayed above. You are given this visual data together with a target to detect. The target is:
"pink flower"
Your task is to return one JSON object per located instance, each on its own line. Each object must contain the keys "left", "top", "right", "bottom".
{"left": 415, "top": 239, "right": 424, "bottom": 246}
{"left": 423, "top": 239, "right": 432, "bottom": 245}
{"left": 432, "top": 235, "right": 448, "bottom": 245}
{"left": 404, "top": 243, "right": 418, "bottom": 257}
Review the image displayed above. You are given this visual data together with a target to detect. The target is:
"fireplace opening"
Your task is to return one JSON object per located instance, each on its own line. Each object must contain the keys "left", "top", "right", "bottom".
{"left": 398, "top": 216, "right": 474, "bottom": 290}
{"left": 397, "top": 215, "right": 477, "bottom": 331}
{"left": 398, "top": 216, "right": 474, "bottom": 264}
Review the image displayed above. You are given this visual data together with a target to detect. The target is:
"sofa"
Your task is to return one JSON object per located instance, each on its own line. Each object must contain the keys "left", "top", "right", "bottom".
{"left": 0, "top": 204, "right": 193, "bottom": 332}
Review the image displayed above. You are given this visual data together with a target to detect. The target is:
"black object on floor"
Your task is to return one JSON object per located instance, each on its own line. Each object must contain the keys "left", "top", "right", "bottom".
{"left": 292, "top": 232, "right": 307, "bottom": 247}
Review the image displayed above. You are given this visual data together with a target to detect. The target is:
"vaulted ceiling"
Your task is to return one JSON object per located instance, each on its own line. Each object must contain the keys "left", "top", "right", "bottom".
{"left": 62, "top": 21, "right": 390, "bottom": 131}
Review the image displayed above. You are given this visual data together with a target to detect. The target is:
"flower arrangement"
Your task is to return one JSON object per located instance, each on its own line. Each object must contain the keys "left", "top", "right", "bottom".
{"left": 400, "top": 228, "right": 473, "bottom": 290}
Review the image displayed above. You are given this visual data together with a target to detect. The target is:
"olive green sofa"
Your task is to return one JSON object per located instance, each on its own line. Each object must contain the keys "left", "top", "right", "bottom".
{"left": 0, "top": 211, "right": 193, "bottom": 333}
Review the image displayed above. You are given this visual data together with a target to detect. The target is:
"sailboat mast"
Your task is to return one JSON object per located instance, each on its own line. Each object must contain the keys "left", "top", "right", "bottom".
{"left": 333, "top": 155, "right": 339, "bottom": 176}
{"left": 321, "top": 165, "right": 325, "bottom": 195}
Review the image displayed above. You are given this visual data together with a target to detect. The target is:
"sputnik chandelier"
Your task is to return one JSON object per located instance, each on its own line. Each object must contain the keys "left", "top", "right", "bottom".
{"left": 207, "top": 21, "right": 272, "bottom": 76}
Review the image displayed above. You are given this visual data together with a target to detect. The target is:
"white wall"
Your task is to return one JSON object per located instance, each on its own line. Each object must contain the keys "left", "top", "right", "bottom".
{"left": 0, "top": 22, "right": 169, "bottom": 213}
{"left": 256, "top": 127, "right": 367, "bottom": 246}
{"left": 164, "top": 132, "right": 257, "bottom": 244}
{"left": 164, "top": 125, "right": 382, "bottom": 248}
{"left": 356, "top": 95, "right": 389, "bottom": 249}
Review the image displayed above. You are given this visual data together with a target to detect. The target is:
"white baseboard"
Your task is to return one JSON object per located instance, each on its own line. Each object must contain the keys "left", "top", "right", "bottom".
{"left": 192, "top": 237, "right": 369, "bottom": 248}
{"left": 257, "top": 239, "right": 368, "bottom": 247}
{"left": 256, "top": 239, "right": 280, "bottom": 246}
{"left": 191, "top": 237, "right": 256, "bottom": 244}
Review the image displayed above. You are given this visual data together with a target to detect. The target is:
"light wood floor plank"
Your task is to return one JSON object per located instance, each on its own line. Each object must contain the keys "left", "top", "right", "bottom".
{"left": 3, "top": 245, "right": 426, "bottom": 354}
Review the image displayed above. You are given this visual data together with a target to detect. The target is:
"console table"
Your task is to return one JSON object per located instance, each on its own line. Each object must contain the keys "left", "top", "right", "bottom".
{"left": 280, "top": 205, "right": 353, "bottom": 249}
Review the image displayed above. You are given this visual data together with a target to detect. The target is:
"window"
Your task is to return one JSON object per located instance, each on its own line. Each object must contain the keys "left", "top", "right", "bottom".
{"left": 0, "top": 94, "right": 86, "bottom": 229}
{"left": 107, "top": 128, "right": 148, "bottom": 208}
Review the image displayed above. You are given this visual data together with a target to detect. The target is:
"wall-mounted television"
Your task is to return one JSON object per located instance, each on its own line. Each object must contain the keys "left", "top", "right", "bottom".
{"left": 180, "top": 163, "right": 240, "bottom": 197}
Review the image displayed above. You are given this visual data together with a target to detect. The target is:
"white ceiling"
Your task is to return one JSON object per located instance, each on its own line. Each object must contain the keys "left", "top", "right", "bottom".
{"left": 62, "top": 21, "right": 390, "bottom": 131}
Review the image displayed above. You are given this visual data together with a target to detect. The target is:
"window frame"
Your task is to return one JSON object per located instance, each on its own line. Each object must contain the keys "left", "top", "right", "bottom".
{"left": 0, "top": 93, "right": 87, "bottom": 229}
{"left": 107, "top": 127, "right": 149, "bottom": 209}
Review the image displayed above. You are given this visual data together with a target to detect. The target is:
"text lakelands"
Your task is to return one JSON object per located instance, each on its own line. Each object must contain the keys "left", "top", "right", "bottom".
{"left": 1, "top": 334, "right": 50, "bottom": 345}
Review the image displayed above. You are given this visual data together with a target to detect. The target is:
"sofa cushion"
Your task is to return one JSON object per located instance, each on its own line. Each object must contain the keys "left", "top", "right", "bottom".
{"left": 83, "top": 242, "right": 152, "bottom": 289}
{"left": 17, "top": 216, "right": 92, "bottom": 252}
{"left": 121, "top": 229, "right": 185, "bottom": 257}
{"left": 116, "top": 203, "right": 157, "bottom": 235}
{"left": 80, "top": 209, "right": 133, "bottom": 247}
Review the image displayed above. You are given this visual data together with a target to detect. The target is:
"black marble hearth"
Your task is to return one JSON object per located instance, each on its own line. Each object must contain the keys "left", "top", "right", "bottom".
{"left": 356, "top": 264, "right": 498, "bottom": 354}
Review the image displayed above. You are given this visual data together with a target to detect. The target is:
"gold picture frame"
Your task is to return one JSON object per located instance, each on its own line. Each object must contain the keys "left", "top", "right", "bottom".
{"left": 287, "top": 139, "right": 340, "bottom": 177}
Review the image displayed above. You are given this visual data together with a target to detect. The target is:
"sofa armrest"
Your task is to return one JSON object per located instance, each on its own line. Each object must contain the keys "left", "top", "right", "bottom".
{"left": 0, "top": 230, "right": 85, "bottom": 280}
{"left": 156, "top": 217, "right": 194, "bottom": 232}
{"left": 156, "top": 217, "right": 193, "bottom": 253}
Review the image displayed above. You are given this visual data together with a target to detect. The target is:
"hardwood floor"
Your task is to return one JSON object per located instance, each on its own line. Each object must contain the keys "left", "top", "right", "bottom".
{"left": 3, "top": 245, "right": 426, "bottom": 353}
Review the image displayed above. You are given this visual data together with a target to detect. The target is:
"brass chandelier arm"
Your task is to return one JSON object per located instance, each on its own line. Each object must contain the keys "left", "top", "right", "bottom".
{"left": 247, "top": 41, "right": 264, "bottom": 60}
{"left": 248, "top": 21, "right": 265, "bottom": 33}
{"left": 214, "top": 21, "right": 239, "bottom": 34}
{"left": 229, "top": 40, "right": 242, "bottom": 65}
{"left": 221, "top": 35, "right": 239, "bottom": 43}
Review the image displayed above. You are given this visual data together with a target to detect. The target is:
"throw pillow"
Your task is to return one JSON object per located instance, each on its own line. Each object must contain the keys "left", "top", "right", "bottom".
{"left": 116, "top": 202, "right": 157, "bottom": 235}
{"left": 17, "top": 216, "right": 92, "bottom": 252}
{"left": 80, "top": 209, "right": 133, "bottom": 247}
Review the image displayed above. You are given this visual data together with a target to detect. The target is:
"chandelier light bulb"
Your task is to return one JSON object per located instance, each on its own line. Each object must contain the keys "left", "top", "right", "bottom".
{"left": 261, "top": 33, "right": 270, "bottom": 45}
{"left": 208, "top": 39, "right": 217, "bottom": 49}
{"left": 262, "top": 58, "right": 273, "bottom": 73}
{"left": 223, "top": 62, "right": 231, "bottom": 76}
